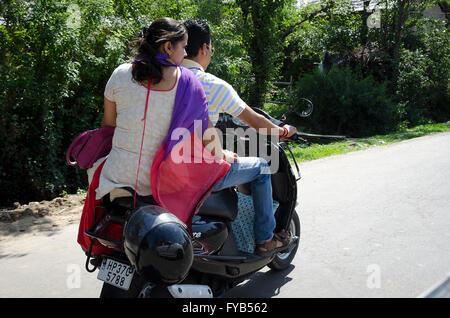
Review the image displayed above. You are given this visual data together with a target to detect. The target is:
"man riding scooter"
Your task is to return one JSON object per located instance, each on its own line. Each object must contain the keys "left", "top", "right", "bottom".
{"left": 182, "top": 19, "right": 297, "bottom": 255}
{"left": 182, "top": 19, "right": 297, "bottom": 138}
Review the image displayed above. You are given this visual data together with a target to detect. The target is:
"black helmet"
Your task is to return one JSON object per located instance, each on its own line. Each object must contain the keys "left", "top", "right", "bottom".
{"left": 123, "top": 205, "right": 193, "bottom": 285}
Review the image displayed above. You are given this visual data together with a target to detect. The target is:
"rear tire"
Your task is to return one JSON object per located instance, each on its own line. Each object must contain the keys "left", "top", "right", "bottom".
{"left": 267, "top": 209, "right": 300, "bottom": 271}
{"left": 100, "top": 282, "right": 128, "bottom": 298}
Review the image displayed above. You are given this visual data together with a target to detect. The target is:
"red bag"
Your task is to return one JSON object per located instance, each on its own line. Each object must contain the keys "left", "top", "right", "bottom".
{"left": 77, "top": 161, "right": 115, "bottom": 256}
{"left": 66, "top": 126, "right": 115, "bottom": 169}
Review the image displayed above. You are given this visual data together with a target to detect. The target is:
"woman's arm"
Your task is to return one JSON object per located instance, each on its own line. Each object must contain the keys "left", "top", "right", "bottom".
{"left": 102, "top": 96, "right": 117, "bottom": 127}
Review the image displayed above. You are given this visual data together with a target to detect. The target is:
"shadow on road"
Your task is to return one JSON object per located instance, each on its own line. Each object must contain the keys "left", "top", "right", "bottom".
{"left": 224, "top": 265, "right": 295, "bottom": 298}
{"left": 0, "top": 215, "right": 62, "bottom": 239}
{"left": 0, "top": 252, "right": 28, "bottom": 259}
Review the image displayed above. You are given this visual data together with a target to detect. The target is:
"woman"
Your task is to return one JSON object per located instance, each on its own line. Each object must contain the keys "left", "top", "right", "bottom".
{"left": 94, "top": 17, "right": 233, "bottom": 205}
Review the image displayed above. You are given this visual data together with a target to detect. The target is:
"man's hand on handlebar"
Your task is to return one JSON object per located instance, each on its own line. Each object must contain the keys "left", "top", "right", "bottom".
{"left": 281, "top": 124, "right": 298, "bottom": 140}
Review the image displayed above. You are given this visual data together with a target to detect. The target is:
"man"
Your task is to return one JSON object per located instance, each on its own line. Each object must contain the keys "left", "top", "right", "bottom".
{"left": 182, "top": 19, "right": 298, "bottom": 139}
{"left": 182, "top": 19, "right": 294, "bottom": 254}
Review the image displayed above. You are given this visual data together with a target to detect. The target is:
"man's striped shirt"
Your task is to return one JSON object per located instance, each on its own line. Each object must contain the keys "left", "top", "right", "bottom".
{"left": 182, "top": 59, "right": 246, "bottom": 125}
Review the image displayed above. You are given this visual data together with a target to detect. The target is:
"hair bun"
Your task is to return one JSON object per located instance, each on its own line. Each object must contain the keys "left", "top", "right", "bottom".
{"left": 140, "top": 26, "right": 149, "bottom": 39}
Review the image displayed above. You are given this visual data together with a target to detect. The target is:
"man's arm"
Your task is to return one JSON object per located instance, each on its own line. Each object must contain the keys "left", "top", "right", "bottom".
{"left": 197, "top": 69, "right": 297, "bottom": 138}
{"left": 237, "top": 105, "right": 297, "bottom": 138}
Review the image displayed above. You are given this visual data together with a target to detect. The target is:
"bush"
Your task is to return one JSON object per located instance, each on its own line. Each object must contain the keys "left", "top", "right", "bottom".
{"left": 294, "top": 66, "right": 403, "bottom": 137}
{"left": 0, "top": 1, "right": 83, "bottom": 206}
{"left": 0, "top": 0, "right": 250, "bottom": 207}
{"left": 396, "top": 20, "right": 450, "bottom": 126}
{"left": 0, "top": 0, "right": 135, "bottom": 206}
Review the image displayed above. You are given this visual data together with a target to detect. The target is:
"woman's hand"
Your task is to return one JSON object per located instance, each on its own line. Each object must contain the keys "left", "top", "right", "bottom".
{"left": 223, "top": 149, "right": 239, "bottom": 163}
{"left": 202, "top": 120, "right": 238, "bottom": 163}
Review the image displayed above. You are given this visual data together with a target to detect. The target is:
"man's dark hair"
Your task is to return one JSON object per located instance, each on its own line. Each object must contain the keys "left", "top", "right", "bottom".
{"left": 183, "top": 19, "right": 211, "bottom": 58}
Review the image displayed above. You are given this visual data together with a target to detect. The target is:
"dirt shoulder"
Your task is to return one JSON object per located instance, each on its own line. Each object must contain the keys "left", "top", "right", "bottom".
{"left": 0, "top": 194, "right": 85, "bottom": 241}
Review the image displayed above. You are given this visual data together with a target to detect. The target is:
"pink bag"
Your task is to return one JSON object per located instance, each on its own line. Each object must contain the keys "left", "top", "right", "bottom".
{"left": 66, "top": 126, "right": 115, "bottom": 169}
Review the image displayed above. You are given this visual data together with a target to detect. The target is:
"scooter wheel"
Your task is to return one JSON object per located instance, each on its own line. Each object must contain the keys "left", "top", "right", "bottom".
{"left": 268, "top": 210, "right": 300, "bottom": 271}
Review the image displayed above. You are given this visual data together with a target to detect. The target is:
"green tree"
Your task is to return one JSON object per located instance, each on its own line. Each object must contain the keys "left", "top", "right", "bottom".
{"left": 236, "top": 0, "right": 296, "bottom": 108}
{"left": 373, "top": 0, "right": 434, "bottom": 83}
{"left": 0, "top": 0, "right": 200, "bottom": 205}
{"left": 396, "top": 19, "right": 450, "bottom": 125}
{"left": 0, "top": 0, "right": 80, "bottom": 205}
{"left": 190, "top": 0, "right": 252, "bottom": 99}
{"left": 294, "top": 66, "right": 402, "bottom": 137}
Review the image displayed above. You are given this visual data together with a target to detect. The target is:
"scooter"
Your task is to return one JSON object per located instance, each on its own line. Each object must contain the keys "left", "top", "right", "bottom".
{"left": 83, "top": 104, "right": 311, "bottom": 298}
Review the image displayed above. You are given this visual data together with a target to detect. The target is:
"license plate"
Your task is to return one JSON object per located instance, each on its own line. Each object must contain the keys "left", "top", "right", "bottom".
{"left": 97, "top": 258, "right": 135, "bottom": 290}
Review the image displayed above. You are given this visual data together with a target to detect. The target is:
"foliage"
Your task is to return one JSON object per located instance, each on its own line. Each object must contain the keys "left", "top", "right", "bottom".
{"left": 0, "top": 0, "right": 448, "bottom": 206}
{"left": 396, "top": 19, "right": 450, "bottom": 125}
{"left": 0, "top": 0, "right": 197, "bottom": 206}
{"left": 236, "top": 0, "right": 299, "bottom": 108}
{"left": 0, "top": 0, "right": 83, "bottom": 206}
{"left": 193, "top": 0, "right": 252, "bottom": 99}
{"left": 290, "top": 120, "right": 450, "bottom": 162}
{"left": 283, "top": 0, "right": 360, "bottom": 78}
{"left": 278, "top": 0, "right": 449, "bottom": 136}
{"left": 294, "top": 66, "right": 402, "bottom": 137}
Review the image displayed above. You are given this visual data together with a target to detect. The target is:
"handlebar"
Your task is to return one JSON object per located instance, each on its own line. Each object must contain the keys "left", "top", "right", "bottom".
{"left": 250, "top": 107, "right": 312, "bottom": 144}
{"left": 284, "top": 133, "right": 308, "bottom": 144}
{"left": 216, "top": 106, "right": 311, "bottom": 145}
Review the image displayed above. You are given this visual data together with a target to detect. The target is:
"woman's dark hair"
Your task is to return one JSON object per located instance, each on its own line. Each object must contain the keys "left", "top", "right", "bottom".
{"left": 183, "top": 19, "right": 211, "bottom": 58}
{"left": 132, "top": 17, "right": 186, "bottom": 83}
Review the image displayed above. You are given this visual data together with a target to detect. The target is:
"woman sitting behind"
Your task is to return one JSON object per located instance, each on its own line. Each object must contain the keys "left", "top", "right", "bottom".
{"left": 91, "top": 17, "right": 234, "bottom": 205}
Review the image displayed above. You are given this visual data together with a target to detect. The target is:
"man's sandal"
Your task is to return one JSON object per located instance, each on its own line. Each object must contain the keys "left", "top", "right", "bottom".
{"left": 274, "top": 229, "right": 291, "bottom": 244}
{"left": 256, "top": 234, "right": 291, "bottom": 257}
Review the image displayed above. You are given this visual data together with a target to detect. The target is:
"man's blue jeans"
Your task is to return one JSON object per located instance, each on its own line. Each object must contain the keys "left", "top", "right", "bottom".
{"left": 212, "top": 157, "right": 275, "bottom": 244}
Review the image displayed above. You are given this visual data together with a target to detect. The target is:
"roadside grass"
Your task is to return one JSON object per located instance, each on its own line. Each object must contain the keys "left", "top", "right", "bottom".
{"left": 289, "top": 121, "right": 450, "bottom": 162}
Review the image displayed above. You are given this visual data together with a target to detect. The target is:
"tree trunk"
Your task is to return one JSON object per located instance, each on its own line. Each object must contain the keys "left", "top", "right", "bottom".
{"left": 391, "top": 0, "right": 410, "bottom": 83}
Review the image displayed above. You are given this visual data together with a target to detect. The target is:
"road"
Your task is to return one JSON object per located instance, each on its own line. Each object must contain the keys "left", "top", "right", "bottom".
{"left": 1, "top": 132, "right": 449, "bottom": 298}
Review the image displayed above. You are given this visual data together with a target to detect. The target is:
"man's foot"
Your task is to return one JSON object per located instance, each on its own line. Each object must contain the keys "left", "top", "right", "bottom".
{"left": 256, "top": 234, "right": 290, "bottom": 257}
{"left": 274, "top": 229, "right": 291, "bottom": 243}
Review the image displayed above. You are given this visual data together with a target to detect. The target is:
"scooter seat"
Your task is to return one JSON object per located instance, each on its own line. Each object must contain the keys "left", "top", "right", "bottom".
{"left": 197, "top": 188, "right": 238, "bottom": 221}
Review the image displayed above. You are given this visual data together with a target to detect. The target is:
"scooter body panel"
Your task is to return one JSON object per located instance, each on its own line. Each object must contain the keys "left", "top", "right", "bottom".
{"left": 191, "top": 215, "right": 228, "bottom": 255}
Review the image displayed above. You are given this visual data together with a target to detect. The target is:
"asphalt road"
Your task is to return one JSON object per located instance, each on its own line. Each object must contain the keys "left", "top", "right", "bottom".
{"left": 1, "top": 132, "right": 449, "bottom": 298}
